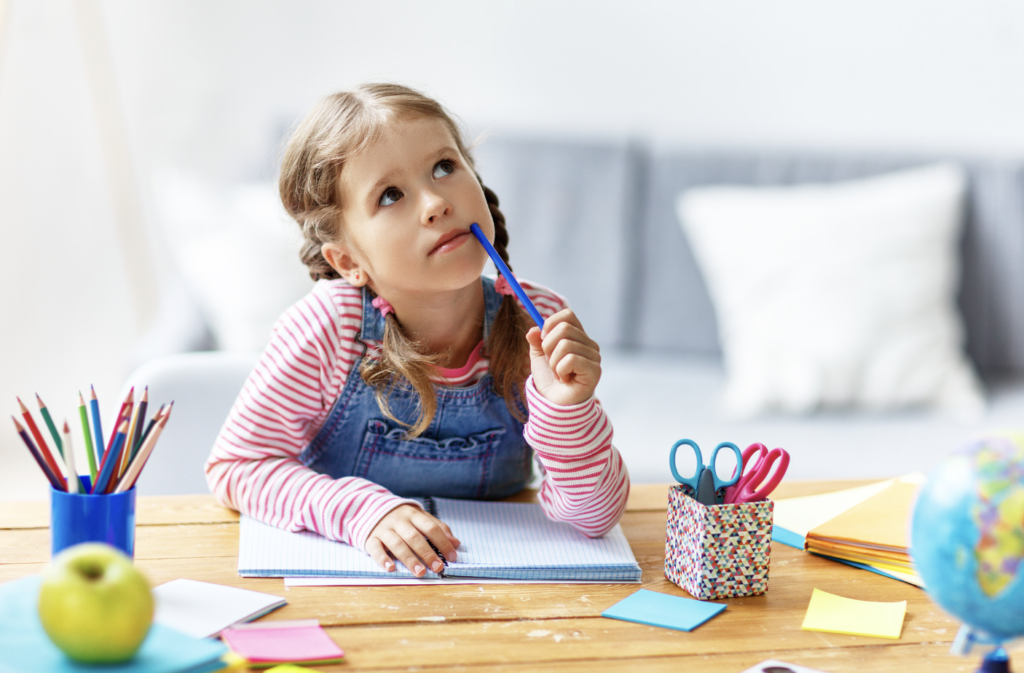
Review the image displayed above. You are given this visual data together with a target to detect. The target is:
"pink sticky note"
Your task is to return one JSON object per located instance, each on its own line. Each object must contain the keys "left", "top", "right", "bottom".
{"left": 220, "top": 619, "right": 345, "bottom": 664}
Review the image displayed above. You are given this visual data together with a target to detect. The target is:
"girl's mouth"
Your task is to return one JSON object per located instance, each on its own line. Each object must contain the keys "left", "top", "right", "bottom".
{"left": 430, "top": 230, "right": 470, "bottom": 255}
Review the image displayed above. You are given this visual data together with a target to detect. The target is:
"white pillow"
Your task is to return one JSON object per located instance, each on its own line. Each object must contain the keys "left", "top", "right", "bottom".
{"left": 153, "top": 171, "right": 314, "bottom": 353}
{"left": 678, "top": 163, "right": 985, "bottom": 419}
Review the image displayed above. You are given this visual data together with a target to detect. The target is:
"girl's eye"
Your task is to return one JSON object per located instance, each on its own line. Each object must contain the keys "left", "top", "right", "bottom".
{"left": 379, "top": 187, "right": 403, "bottom": 207}
{"left": 433, "top": 160, "right": 455, "bottom": 179}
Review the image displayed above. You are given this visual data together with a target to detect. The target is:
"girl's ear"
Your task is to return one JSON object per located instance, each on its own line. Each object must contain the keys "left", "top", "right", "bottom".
{"left": 321, "top": 241, "right": 367, "bottom": 286}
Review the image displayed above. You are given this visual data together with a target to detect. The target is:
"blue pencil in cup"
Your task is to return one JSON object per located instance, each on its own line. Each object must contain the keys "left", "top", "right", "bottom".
{"left": 469, "top": 223, "right": 545, "bottom": 329}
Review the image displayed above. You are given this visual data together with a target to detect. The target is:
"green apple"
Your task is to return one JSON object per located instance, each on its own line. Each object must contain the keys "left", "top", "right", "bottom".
{"left": 37, "top": 542, "right": 154, "bottom": 664}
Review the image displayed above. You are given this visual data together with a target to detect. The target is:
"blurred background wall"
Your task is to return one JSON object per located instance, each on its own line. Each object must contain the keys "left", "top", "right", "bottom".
{"left": 2, "top": 0, "right": 1024, "bottom": 499}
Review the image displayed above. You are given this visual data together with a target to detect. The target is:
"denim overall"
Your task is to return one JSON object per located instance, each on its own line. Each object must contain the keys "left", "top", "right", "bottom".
{"left": 299, "top": 277, "right": 533, "bottom": 500}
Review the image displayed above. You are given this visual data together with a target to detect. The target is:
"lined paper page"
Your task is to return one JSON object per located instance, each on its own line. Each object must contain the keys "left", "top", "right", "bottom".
{"left": 238, "top": 499, "right": 640, "bottom": 582}
{"left": 436, "top": 499, "right": 640, "bottom": 581}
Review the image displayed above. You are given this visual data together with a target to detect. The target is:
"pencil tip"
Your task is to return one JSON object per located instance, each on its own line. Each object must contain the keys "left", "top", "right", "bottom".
{"left": 63, "top": 420, "right": 70, "bottom": 431}
{"left": 16, "top": 397, "right": 27, "bottom": 412}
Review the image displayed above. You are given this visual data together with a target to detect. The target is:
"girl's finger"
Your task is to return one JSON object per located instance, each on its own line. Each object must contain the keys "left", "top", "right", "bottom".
{"left": 548, "top": 339, "right": 601, "bottom": 378}
{"left": 540, "top": 308, "right": 585, "bottom": 338}
{"left": 413, "top": 515, "right": 459, "bottom": 563}
{"left": 397, "top": 524, "right": 446, "bottom": 574}
{"left": 380, "top": 530, "right": 428, "bottom": 577}
{"left": 540, "top": 322, "right": 598, "bottom": 359}
{"left": 438, "top": 520, "right": 461, "bottom": 548}
{"left": 365, "top": 536, "right": 396, "bottom": 572}
{"left": 554, "top": 353, "right": 600, "bottom": 387}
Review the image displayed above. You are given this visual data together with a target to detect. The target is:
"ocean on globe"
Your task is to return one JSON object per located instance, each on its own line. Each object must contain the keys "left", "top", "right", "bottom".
{"left": 910, "top": 434, "right": 1024, "bottom": 642}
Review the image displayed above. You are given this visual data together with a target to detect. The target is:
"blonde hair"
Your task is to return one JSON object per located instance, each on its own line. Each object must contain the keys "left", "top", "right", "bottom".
{"left": 279, "top": 83, "right": 531, "bottom": 437}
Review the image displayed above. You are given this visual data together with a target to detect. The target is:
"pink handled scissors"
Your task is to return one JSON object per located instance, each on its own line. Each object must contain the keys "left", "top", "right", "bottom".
{"left": 722, "top": 443, "right": 790, "bottom": 504}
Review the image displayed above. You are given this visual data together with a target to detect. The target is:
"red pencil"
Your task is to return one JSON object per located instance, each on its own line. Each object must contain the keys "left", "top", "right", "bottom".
{"left": 106, "top": 387, "right": 133, "bottom": 455}
{"left": 17, "top": 397, "right": 64, "bottom": 481}
{"left": 12, "top": 417, "right": 64, "bottom": 490}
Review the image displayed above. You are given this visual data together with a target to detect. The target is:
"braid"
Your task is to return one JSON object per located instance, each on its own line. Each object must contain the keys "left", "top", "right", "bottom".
{"left": 483, "top": 185, "right": 511, "bottom": 268}
{"left": 480, "top": 182, "right": 532, "bottom": 422}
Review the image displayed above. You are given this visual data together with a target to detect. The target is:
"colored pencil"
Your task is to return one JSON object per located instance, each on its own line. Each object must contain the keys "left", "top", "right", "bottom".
{"left": 115, "top": 407, "right": 170, "bottom": 493}
{"left": 36, "top": 394, "right": 63, "bottom": 459}
{"left": 107, "top": 387, "right": 133, "bottom": 455}
{"left": 17, "top": 397, "right": 64, "bottom": 481}
{"left": 130, "top": 403, "right": 163, "bottom": 465}
{"left": 89, "top": 386, "right": 104, "bottom": 463}
{"left": 62, "top": 421, "right": 79, "bottom": 494}
{"left": 130, "top": 386, "right": 148, "bottom": 456}
{"left": 78, "top": 392, "right": 98, "bottom": 482}
{"left": 92, "top": 419, "right": 128, "bottom": 495}
{"left": 12, "top": 417, "right": 64, "bottom": 490}
{"left": 119, "top": 387, "right": 147, "bottom": 478}
{"left": 469, "top": 223, "right": 545, "bottom": 328}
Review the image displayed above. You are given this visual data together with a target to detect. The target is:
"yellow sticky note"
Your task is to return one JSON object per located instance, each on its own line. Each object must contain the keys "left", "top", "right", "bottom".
{"left": 265, "top": 666, "right": 323, "bottom": 673}
{"left": 801, "top": 588, "right": 906, "bottom": 639}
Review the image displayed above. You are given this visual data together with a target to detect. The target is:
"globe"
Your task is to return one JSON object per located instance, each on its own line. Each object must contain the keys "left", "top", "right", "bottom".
{"left": 911, "top": 434, "right": 1024, "bottom": 647}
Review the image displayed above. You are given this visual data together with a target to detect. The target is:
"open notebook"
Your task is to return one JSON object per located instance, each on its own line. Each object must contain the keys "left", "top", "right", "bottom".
{"left": 239, "top": 497, "right": 641, "bottom": 582}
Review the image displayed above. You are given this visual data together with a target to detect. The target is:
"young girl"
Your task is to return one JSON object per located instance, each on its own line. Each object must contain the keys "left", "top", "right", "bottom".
{"left": 205, "top": 83, "right": 629, "bottom": 577}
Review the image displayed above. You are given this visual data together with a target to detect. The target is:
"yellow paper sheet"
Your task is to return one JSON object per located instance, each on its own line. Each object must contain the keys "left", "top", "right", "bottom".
{"left": 772, "top": 474, "right": 923, "bottom": 539}
{"left": 808, "top": 482, "right": 919, "bottom": 550}
{"left": 801, "top": 588, "right": 907, "bottom": 639}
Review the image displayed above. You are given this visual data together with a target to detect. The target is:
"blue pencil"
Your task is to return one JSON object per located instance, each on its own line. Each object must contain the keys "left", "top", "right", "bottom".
{"left": 89, "top": 385, "right": 104, "bottom": 462}
{"left": 92, "top": 420, "right": 127, "bottom": 494}
{"left": 469, "top": 223, "right": 545, "bottom": 328}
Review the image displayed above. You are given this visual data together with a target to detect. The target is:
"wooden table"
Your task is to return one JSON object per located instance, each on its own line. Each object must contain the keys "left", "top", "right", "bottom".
{"left": 0, "top": 482, "right": 987, "bottom": 672}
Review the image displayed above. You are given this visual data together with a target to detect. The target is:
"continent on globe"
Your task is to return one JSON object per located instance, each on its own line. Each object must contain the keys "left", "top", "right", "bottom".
{"left": 973, "top": 443, "right": 1024, "bottom": 598}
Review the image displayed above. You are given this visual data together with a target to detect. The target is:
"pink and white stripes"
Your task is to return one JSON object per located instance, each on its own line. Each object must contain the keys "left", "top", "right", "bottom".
{"left": 205, "top": 278, "right": 629, "bottom": 551}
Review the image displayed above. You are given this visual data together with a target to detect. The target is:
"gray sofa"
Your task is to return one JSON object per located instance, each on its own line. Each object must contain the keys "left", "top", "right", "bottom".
{"left": 127, "top": 138, "right": 1024, "bottom": 495}
{"left": 473, "top": 139, "right": 1024, "bottom": 484}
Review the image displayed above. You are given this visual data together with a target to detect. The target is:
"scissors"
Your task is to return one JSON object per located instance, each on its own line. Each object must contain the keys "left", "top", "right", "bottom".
{"left": 670, "top": 439, "right": 743, "bottom": 506}
{"left": 722, "top": 443, "right": 790, "bottom": 504}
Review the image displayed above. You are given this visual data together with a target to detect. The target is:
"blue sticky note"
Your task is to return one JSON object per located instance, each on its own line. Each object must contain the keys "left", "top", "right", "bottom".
{"left": 601, "top": 589, "right": 726, "bottom": 632}
{"left": 0, "top": 576, "right": 228, "bottom": 673}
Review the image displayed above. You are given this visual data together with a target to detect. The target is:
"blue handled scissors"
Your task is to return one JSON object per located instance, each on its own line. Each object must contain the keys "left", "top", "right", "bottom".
{"left": 670, "top": 439, "right": 744, "bottom": 506}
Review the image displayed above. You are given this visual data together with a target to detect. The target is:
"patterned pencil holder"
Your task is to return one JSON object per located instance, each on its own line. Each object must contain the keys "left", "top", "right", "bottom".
{"left": 664, "top": 485, "right": 773, "bottom": 600}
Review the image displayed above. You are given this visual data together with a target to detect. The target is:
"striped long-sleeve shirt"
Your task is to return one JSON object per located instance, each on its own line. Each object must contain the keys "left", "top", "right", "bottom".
{"left": 204, "top": 278, "right": 629, "bottom": 551}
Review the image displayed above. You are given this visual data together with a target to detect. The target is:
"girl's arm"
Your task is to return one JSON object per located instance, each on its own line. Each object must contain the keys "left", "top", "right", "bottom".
{"left": 519, "top": 284, "right": 630, "bottom": 537}
{"left": 524, "top": 377, "right": 630, "bottom": 537}
{"left": 204, "top": 282, "right": 420, "bottom": 550}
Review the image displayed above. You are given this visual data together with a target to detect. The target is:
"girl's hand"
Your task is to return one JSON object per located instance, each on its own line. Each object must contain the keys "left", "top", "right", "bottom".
{"left": 526, "top": 308, "right": 601, "bottom": 407}
{"left": 366, "top": 504, "right": 460, "bottom": 577}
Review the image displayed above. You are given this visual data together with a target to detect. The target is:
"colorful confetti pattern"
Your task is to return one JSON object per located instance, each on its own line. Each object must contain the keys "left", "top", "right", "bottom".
{"left": 664, "top": 485, "right": 773, "bottom": 600}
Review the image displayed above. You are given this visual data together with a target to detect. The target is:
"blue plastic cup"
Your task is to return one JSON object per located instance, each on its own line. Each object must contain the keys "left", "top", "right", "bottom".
{"left": 50, "top": 476, "right": 137, "bottom": 558}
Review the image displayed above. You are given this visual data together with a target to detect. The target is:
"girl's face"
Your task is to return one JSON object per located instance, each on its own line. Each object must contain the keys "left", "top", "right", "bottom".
{"left": 325, "top": 115, "right": 494, "bottom": 300}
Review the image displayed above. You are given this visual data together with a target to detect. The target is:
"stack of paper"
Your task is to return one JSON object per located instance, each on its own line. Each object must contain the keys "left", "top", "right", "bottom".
{"left": 772, "top": 475, "right": 923, "bottom": 586}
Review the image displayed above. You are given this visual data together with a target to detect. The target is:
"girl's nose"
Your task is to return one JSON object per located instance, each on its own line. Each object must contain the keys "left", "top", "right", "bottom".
{"left": 421, "top": 189, "right": 452, "bottom": 225}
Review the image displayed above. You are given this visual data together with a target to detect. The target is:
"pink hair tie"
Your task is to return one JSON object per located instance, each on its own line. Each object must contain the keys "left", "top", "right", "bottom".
{"left": 371, "top": 296, "right": 394, "bottom": 318}
{"left": 494, "top": 275, "right": 515, "bottom": 297}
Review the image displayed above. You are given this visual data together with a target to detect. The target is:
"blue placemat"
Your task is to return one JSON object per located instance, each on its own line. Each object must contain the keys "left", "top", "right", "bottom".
{"left": 0, "top": 576, "right": 228, "bottom": 673}
{"left": 601, "top": 588, "right": 726, "bottom": 632}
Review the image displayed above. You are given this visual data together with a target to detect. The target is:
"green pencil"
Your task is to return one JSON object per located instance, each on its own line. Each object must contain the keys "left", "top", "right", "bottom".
{"left": 78, "top": 391, "right": 98, "bottom": 482}
{"left": 36, "top": 394, "right": 63, "bottom": 459}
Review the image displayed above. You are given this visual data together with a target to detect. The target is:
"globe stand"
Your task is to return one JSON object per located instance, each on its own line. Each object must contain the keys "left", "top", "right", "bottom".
{"left": 977, "top": 647, "right": 1011, "bottom": 673}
